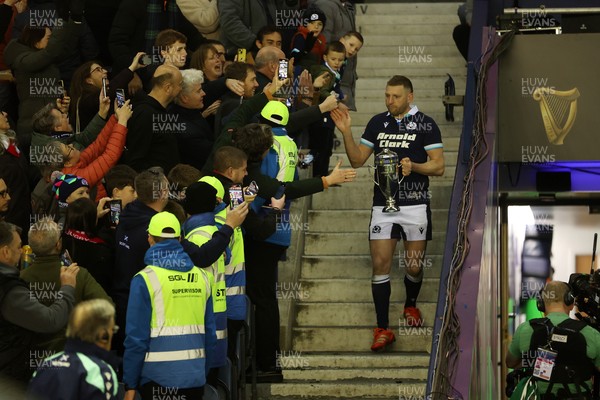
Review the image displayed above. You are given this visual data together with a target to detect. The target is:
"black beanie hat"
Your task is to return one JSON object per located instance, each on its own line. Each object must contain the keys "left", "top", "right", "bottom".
{"left": 182, "top": 182, "right": 217, "bottom": 215}
{"left": 303, "top": 6, "right": 327, "bottom": 27}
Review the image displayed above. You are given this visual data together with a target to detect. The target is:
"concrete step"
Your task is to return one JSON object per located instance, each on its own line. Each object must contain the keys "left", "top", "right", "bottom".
{"left": 308, "top": 209, "right": 448, "bottom": 233}
{"left": 311, "top": 180, "right": 453, "bottom": 210}
{"left": 301, "top": 255, "right": 443, "bottom": 279}
{"left": 257, "top": 380, "right": 427, "bottom": 399}
{"left": 355, "top": 76, "right": 467, "bottom": 91}
{"left": 283, "top": 367, "right": 427, "bottom": 381}
{"left": 358, "top": 54, "right": 464, "bottom": 69}
{"left": 279, "top": 352, "right": 430, "bottom": 369}
{"left": 293, "top": 326, "right": 433, "bottom": 353}
{"left": 361, "top": 23, "right": 458, "bottom": 37}
{"left": 295, "top": 302, "right": 437, "bottom": 327}
{"left": 355, "top": 2, "right": 463, "bottom": 15}
{"left": 296, "top": 278, "right": 439, "bottom": 303}
{"left": 358, "top": 66, "right": 467, "bottom": 80}
{"left": 357, "top": 14, "right": 459, "bottom": 26}
{"left": 357, "top": 34, "right": 456, "bottom": 48}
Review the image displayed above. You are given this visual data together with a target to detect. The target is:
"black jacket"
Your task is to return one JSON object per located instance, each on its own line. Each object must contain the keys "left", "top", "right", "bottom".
{"left": 170, "top": 103, "right": 214, "bottom": 171}
{"left": 120, "top": 94, "right": 180, "bottom": 173}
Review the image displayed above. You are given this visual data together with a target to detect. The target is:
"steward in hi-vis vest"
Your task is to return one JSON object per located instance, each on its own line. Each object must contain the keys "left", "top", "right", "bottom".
{"left": 182, "top": 182, "right": 229, "bottom": 370}
{"left": 199, "top": 175, "right": 246, "bottom": 322}
{"left": 123, "top": 212, "right": 216, "bottom": 397}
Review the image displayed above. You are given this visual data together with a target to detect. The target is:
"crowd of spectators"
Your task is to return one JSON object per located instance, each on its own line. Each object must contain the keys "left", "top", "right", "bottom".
{"left": 0, "top": 0, "right": 363, "bottom": 397}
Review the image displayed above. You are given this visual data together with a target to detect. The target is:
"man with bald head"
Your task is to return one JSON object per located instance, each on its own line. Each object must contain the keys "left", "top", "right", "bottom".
{"left": 121, "top": 65, "right": 184, "bottom": 173}
{"left": 254, "top": 46, "right": 286, "bottom": 92}
{"left": 506, "top": 280, "right": 600, "bottom": 398}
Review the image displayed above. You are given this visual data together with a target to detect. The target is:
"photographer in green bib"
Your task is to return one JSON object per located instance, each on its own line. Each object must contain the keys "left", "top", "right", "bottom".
{"left": 506, "top": 281, "right": 600, "bottom": 399}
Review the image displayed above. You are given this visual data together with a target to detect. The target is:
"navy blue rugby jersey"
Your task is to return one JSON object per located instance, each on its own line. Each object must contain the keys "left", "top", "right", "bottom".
{"left": 360, "top": 106, "right": 443, "bottom": 207}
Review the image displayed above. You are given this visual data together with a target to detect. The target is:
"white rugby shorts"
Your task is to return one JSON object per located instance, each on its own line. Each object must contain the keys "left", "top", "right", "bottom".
{"left": 368, "top": 204, "right": 432, "bottom": 241}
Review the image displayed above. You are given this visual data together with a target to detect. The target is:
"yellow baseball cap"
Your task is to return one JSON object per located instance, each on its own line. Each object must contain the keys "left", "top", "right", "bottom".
{"left": 260, "top": 101, "right": 289, "bottom": 126}
{"left": 199, "top": 176, "right": 225, "bottom": 200}
{"left": 148, "top": 212, "right": 181, "bottom": 238}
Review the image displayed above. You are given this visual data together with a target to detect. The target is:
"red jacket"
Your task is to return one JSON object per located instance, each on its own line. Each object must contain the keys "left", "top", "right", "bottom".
{"left": 63, "top": 115, "right": 127, "bottom": 200}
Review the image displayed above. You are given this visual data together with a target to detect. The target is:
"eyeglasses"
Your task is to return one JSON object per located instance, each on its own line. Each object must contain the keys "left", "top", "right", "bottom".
{"left": 90, "top": 65, "right": 106, "bottom": 74}
{"left": 0, "top": 189, "right": 8, "bottom": 198}
{"left": 65, "top": 144, "right": 75, "bottom": 159}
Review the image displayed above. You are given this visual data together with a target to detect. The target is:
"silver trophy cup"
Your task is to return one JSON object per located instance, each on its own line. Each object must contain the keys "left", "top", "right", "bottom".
{"left": 373, "top": 149, "right": 401, "bottom": 213}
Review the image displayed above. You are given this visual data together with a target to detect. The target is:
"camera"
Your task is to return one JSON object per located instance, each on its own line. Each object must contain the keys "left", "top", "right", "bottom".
{"left": 569, "top": 270, "right": 600, "bottom": 330}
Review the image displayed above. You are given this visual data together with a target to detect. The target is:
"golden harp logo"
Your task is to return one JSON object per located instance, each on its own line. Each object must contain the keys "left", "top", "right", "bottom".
{"left": 532, "top": 87, "right": 580, "bottom": 145}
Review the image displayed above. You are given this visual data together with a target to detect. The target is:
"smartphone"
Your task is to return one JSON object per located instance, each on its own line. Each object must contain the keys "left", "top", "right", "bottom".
{"left": 58, "top": 79, "right": 65, "bottom": 99}
{"left": 116, "top": 89, "right": 126, "bottom": 107}
{"left": 229, "top": 184, "right": 244, "bottom": 209}
{"left": 60, "top": 249, "right": 72, "bottom": 266}
{"left": 237, "top": 48, "right": 247, "bottom": 63}
{"left": 140, "top": 54, "right": 152, "bottom": 66}
{"left": 109, "top": 199, "right": 122, "bottom": 226}
{"left": 101, "top": 77, "right": 107, "bottom": 98}
{"left": 278, "top": 59, "right": 289, "bottom": 81}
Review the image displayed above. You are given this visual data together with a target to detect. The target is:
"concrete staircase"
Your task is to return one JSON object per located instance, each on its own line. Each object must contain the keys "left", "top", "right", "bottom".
{"left": 257, "top": 3, "right": 465, "bottom": 399}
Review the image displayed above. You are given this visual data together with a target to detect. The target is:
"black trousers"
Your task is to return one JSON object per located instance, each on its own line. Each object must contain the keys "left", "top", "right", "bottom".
{"left": 244, "top": 238, "right": 287, "bottom": 370}
{"left": 309, "top": 122, "right": 335, "bottom": 178}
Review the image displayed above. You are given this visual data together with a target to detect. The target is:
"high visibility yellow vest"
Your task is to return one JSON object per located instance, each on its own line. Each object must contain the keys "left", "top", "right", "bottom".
{"left": 137, "top": 265, "right": 212, "bottom": 362}
{"left": 272, "top": 134, "right": 297, "bottom": 183}
{"left": 185, "top": 226, "right": 227, "bottom": 335}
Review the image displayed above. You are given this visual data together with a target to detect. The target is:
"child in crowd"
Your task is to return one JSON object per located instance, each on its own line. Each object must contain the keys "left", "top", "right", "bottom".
{"left": 290, "top": 6, "right": 327, "bottom": 70}
{"left": 308, "top": 41, "right": 347, "bottom": 177}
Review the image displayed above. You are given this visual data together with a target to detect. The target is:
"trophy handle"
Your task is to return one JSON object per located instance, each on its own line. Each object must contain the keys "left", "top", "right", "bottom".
{"left": 368, "top": 164, "right": 381, "bottom": 187}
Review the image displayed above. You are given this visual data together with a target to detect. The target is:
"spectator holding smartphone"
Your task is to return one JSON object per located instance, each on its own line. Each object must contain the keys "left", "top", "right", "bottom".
{"left": 69, "top": 52, "right": 146, "bottom": 130}
{"left": 47, "top": 95, "right": 133, "bottom": 200}
{"left": 63, "top": 198, "right": 116, "bottom": 296}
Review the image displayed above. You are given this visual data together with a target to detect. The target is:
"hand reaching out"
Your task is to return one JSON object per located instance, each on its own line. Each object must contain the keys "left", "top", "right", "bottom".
{"left": 202, "top": 100, "right": 221, "bottom": 118}
{"left": 325, "top": 159, "right": 357, "bottom": 186}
